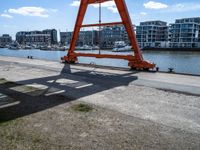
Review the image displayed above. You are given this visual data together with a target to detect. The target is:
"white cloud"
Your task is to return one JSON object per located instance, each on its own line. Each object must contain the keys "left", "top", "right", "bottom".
{"left": 92, "top": 1, "right": 115, "bottom": 8}
{"left": 140, "top": 12, "right": 147, "bottom": 16}
{"left": 70, "top": 0, "right": 118, "bottom": 13}
{"left": 107, "top": 7, "right": 118, "bottom": 13}
{"left": 92, "top": 1, "right": 117, "bottom": 13}
{"left": 144, "top": 1, "right": 168, "bottom": 9}
{"left": 1, "top": 14, "right": 13, "bottom": 19}
{"left": 7, "top": 7, "right": 57, "bottom": 18}
{"left": 70, "top": 1, "right": 80, "bottom": 7}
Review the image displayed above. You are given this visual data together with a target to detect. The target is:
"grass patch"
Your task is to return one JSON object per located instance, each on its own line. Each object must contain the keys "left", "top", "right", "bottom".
{"left": 72, "top": 103, "right": 93, "bottom": 112}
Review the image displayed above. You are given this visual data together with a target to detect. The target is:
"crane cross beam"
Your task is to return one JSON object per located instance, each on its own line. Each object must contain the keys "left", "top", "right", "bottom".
{"left": 88, "top": 0, "right": 113, "bottom": 4}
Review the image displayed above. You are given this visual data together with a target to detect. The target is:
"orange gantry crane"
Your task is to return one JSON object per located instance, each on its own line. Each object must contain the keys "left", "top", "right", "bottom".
{"left": 62, "top": 0, "right": 155, "bottom": 70}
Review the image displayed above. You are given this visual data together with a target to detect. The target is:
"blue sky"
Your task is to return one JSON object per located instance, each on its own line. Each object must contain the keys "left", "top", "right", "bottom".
{"left": 0, "top": 0, "right": 200, "bottom": 39}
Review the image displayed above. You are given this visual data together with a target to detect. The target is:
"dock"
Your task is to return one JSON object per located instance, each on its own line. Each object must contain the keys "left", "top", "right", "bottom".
{"left": 0, "top": 56, "right": 200, "bottom": 149}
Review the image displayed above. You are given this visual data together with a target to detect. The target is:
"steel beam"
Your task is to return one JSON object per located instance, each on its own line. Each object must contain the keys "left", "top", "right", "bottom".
{"left": 114, "top": 0, "right": 143, "bottom": 60}
{"left": 82, "top": 22, "right": 123, "bottom": 27}
{"left": 73, "top": 53, "right": 135, "bottom": 61}
{"left": 88, "top": 0, "right": 113, "bottom": 4}
{"left": 68, "top": 0, "right": 88, "bottom": 55}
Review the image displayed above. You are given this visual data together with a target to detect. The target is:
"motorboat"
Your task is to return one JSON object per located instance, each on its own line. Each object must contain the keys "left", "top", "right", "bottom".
{"left": 112, "top": 41, "right": 132, "bottom": 52}
{"left": 9, "top": 42, "right": 20, "bottom": 50}
{"left": 76, "top": 45, "right": 92, "bottom": 50}
{"left": 112, "top": 45, "right": 132, "bottom": 52}
{"left": 40, "top": 45, "right": 52, "bottom": 50}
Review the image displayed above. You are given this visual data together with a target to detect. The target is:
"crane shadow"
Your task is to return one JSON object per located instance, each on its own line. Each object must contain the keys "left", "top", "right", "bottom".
{"left": 0, "top": 64, "right": 138, "bottom": 122}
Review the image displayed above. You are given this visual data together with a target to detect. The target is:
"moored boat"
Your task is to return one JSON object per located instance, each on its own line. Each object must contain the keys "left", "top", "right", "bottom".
{"left": 112, "top": 41, "right": 132, "bottom": 52}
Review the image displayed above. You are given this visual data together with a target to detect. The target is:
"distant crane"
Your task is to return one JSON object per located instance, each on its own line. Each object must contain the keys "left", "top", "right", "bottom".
{"left": 62, "top": 0, "right": 155, "bottom": 70}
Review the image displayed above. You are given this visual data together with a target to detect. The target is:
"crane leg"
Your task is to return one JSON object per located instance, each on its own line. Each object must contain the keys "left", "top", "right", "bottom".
{"left": 62, "top": 0, "right": 155, "bottom": 70}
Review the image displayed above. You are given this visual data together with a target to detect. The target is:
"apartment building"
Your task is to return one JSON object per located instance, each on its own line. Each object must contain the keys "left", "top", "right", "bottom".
{"left": 0, "top": 34, "right": 12, "bottom": 46}
{"left": 25, "top": 31, "right": 51, "bottom": 46}
{"left": 101, "top": 25, "right": 124, "bottom": 49}
{"left": 60, "top": 30, "right": 98, "bottom": 47}
{"left": 169, "top": 17, "right": 200, "bottom": 48}
{"left": 16, "top": 29, "right": 57, "bottom": 46}
{"left": 136, "top": 21, "right": 168, "bottom": 48}
{"left": 60, "top": 32, "right": 73, "bottom": 46}
{"left": 43, "top": 29, "right": 58, "bottom": 44}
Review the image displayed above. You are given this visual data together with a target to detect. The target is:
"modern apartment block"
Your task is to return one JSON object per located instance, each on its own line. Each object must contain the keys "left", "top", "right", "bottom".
{"left": 77, "top": 30, "right": 98, "bottom": 46}
{"left": 0, "top": 34, "right": 12, "bottom": 46}
{"left": 25, "top": 31, "right": 51, "bottom": 46}
{"left": 60, "top": 32, "right": 72, "bottom": 46}
{"left": 136, "top": 21, "right": 168, "bottom": 48}
{"left": 101, "top": 25, "right": 125, "bottom": 49}
{"left": 16, "top": 29, "right": 57, "bottom": 46}
{"left": 43, "top": 29, "right": 58, "bottom": 44}
{"left": 169, "top": 17, "right": 200, "bottom": 48}
{"left": 60, "top": 30, "right": 98, "bottom": 47}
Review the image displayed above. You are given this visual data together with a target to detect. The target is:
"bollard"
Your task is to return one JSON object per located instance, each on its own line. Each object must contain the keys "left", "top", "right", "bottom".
{"left": 156, "top": 67, "right": 159, "bottom": 72}
{"left": 168, "top": 68, "right": 174, "bottom": 73}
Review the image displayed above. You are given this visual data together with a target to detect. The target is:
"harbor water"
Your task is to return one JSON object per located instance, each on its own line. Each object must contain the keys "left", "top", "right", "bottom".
{"left": 0, "top": 48, "right": 200, "bottom": 75}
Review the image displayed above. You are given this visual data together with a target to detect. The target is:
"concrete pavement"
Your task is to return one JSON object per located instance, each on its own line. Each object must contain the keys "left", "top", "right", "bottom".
{"left": 0, "top": 55, "right": 200, "bottom": 135}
